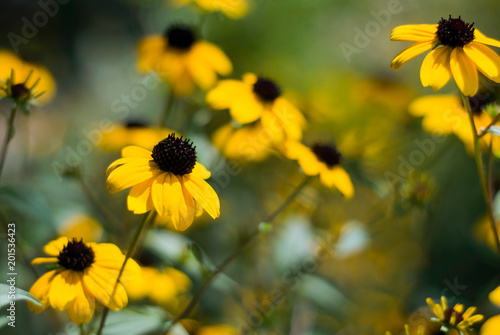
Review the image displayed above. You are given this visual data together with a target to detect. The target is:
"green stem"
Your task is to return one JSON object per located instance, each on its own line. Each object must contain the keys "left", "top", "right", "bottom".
{"left": 461, "top": 94, "right": 500, "bottom": 256}
{"left": 79, "top": 323, "right": 86, "bottom": 335}
{"left": 162, "top": 176, "right": 312, "bottom": 333}
{"left": 159, "top": 89, "right": 175, "bottom": 128}
{"left": 96, "top": 211, "right": 151, "bottom": 335}
{"left": 0, "top": 104, "right": 19, "bottom": 181}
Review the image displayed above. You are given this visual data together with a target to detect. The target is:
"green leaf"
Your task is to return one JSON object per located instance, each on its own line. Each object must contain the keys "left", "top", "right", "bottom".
{"left": 188, "top": 242, "right": 204, "bottom": 265}
{"left": 0, "top": 185, "right": 52, "bottom": 223}
{"left": 487, "top": 125, "right": 500, "bottom": 137}
{"left": 0, "top": 283, "right": 42, "bottom": 308}
{"left": 101, "top": 306, "right": 165, "bottom": 335}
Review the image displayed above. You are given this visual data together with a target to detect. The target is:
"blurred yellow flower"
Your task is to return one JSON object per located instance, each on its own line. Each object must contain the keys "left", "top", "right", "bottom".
{"left": 481, "top": 315, "right": 500, "bottom": 335}
{"left": 125, "top": 266, "right": 191, "bottom": 311}
{"left": 172, "top": 0, "right": 249, "bottom": 19}
{"left": 58, "top": 213, "right": 103, "bottom": 243}
{"left": 99, "top": 120, "right": 176, "bottom": 151}
{"left": 426, "top": 296, "right": 483, "bottom": 334}
{"left": 169, "top": 319, "right": 237, "bottom": 335}
{"left": 408, "top": 93, "right": 500, "bottom": 155}
{"left": 0, "top": 50, "right": 56, "bottom": 105}
{"left": 106, "top": 134, "right": 220, "bottom": 231}
{"left": 283, "top": 141, "right": 354, "bottom": 199}
{"left": 390, "top": 16, "right": 500, "bottom": 96}
{"left": 28, "top": 237, "right": 140, "bottom": 324}
{"left": 137, "top": 25, "right": 232, "bottom": 96}
{"left": 206, "top": 73, "right": 306, "bottom": 141}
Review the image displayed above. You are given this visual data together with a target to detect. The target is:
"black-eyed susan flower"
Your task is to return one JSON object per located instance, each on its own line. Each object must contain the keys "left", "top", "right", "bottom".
{"left": 283, "top": 141, "right": 354, "bottom": 199}
{"left": 172, "top": 0, "right": 249, "bottom": 19}
{"left": 408, "top": 93, "right": 500, "bottom": 155}
{"left": 481, "top": 315, "right": 500, "bottom": 335}
{"left": 206, "top": 73, "right": 306, "bottom": 140}
{"left": 106, "top": 133, "right": 220, "bottom": 231}
{"left": 137, "top": 25, "right": 232, "bottom": 96}
{"left": 390, "top": 16, "right": 500, "bottom": 96}
{"left": 125, "top": 266, "right": 191, "bottom": 311}
{"left": 426, "top": 296, "right": 483, "bottom": 334}
{"left": 28, "top": 237, "right": 140, "bottom": 324}
{"left": 0, "top": 50, "right": 56, "bottom": 107}
{"left": 98, "top": 120, "right": 176, "bottom": 151}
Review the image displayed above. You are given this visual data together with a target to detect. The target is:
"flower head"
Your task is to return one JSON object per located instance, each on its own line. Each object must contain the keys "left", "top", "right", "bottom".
{"left": 390, "top": 16, "right": 500, "bottom": 96}
{"left": 172, "top": 0, "right": 249, "bottom": 19}
{"left": 137, "top": 25, "right": 232, "bottom": 96}
{"left": 426, "top": 296, "right": 483, "bottom": 334}
{"left": 28, "top": 237, "right": 140, "bottom": 324}
{"left": 283, "top": 141, "right": 354, "bottom": 199}
{"left": 106, "top": 133, "right": 220, "bottom": 231}
{"left": 481, "top": 315, "right": 500, "bottom": 335}
{"left": 206, "top": 73, "right": 305, "bottom": 140}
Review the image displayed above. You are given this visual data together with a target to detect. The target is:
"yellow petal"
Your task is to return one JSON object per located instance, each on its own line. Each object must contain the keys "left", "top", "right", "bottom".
{"left": 106, "top": 162, "right": 157, "bottom": 194}
{"left": 206, "top": 79, "right": 249, "bottom": 110}
{"left": 191, "top": 162, "right": 211, "bottom": 179}
{"left": 32, "top": 257, "right": 59, "bottom": 265}
{"left": 230, "top": 91, "right": 264, "bottom": 124}
{"left": 242, "top": 72, "right": 258, "bottom": 85}
{"left": 474, "top": 29, "right": 500, "bottom": 48}
{"left": 270, "top": 97, "right": 306, "bottom": 141}
{"left": 450, "top": 47, "right": 479, "bottom": 96}
{"left": 127, "top": 174, "right": 156, "bottom": 214}
{"left": 284, "top": 141, "right": 321, "bottom": 175}
{"left": 390, "top": 24, "right": 438, "bottom": 42}
{"left": 106, "top": 157, "right": 152, "bottom": 175}
{"left": 489, "top": 285, "right": 500, "bottom": 307}
{"left": 43, "top": 236, "right": 69, "bottom": 256}
{"left": 420, "top": 47, "right": 452, "bottom": 91}
{"left": 151, "top": 172, "right": 169, "bottom": 216}
{"left": 464, "top": 42, "right": 500, "bottom": 82}
{"left": 184, "top": 175, "right": 220, "bottom": 219}
{"left": 195, "top": 41, "right": 232, "bottom": 75}
{"left": 66, "top": 280, "right": 95, "bottom": 324}
{"left": 187, "top": 47, "right": 217, "bottom": 90}
{"left": 198, "top": 325, "right": 238, "bottom": 335}
{"left": 172, "top": 178, "right": 196, "bottom": 231}
{"left": 390, "top": 40, "right": 435, "bottom": 71}
{"left": 83, "top": 267, "right": 128, "bottom": 310}
{"left": 462, "top": 306, "right": 476, "bottom": 319}
{"left": 121, "top": 146, "right": 153, "bottom": 159}
{"left": 28, "top": 270, "right": 58, "bottom": 313}
{"left": 48, "top": 270, "right": 81, "bottom": 311}
{"left": 480, "top": 315, "right": 500, "bottom": 335}
{"left": 320, "top": 166, "right": 354, "bottom": 199}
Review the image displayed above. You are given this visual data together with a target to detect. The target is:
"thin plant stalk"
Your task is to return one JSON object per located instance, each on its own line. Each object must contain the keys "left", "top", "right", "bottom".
{"left": 0, "top": 104, "right": 19, "bottom": 181}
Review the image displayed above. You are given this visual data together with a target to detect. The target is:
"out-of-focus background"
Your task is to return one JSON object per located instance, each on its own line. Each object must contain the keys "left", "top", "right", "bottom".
{"left": 2, "top": 0, "right": 500, "bottom": 334}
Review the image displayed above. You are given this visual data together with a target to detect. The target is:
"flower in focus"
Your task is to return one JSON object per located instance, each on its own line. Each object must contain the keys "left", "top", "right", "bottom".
{"left": 125, "top": 266, "right": 191, "bottom": 312}
{"left": 58, "top": 213, "right": 103, "bottom": 243}
{"left": 206, "top": 73, "right": 306, "bottom": 141}
{"left": 137, "top": 25, "right": 232, "bottom": 96}
{"left": 283, "top": 141, "right": 354, "bottom": 199}
{"left": 408, "top": 93, "right": 500, "bottom": 155}
{"left": 98, "top": 120, "right": 176, "bottom": 151}
{"left": 481, "top": 315, "right": 500, "bottom": 335}
{"left": 28, "top": 237, "right": 140, "bottom": 324}
{"left": 172, "top": 0, "right": 249, "bottom": 19}
{"left": 168, "top": 319, "right": 237, "bottom": 335}
{"left": 426, "top": 296, "right": 483, "bottom": 334}
{"left": 106, "top": 133, "right": 220, "bottom": 231}
{"left": 390, "top": 16, "right": 500, "bottom": 96}
{"left": 0, "top": 50, "right": 56, "bottom": 106}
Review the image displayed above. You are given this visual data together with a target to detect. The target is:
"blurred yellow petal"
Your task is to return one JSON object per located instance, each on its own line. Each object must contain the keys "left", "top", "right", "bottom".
{"left": 28, "top": 270, "right": 58, "bottom": 313}
{"left": 206, "top": 80, "right": 249, "bottom": 110}
{"left": 481, "top": 315, "right": 500, "bottom": 335}
{"left": 43, "top": 236, "right": 69, "bottom": 256}
{"left": 195, "top": 41, "right": 232, "bottom": 75}
{"left": 320, "top": 166, "right": 354, "bottom": 199}
{"left": 48, "top": 270, "right": 81, "bottom": 311}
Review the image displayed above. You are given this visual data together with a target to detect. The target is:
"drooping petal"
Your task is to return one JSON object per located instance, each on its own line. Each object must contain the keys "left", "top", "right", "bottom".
{"left": 127, "top": 174, "right": 156, "bottom": 214}
{"left": 187, "top": 47, "right": 218, "bottom": 90}
{"left": 195, "top": 41, "right": 232, "bottom": 75}
{"left": 172, "top": 178, "right": 196, "bottom": 231}
{"left": 206, "top": 79, "right": 249, "bottom": 110}
{"left": 191, "top": 162, "right": 211, "bottom": 179}
{"left": 106, "top": 161, "right": 157, "bottom": 194}
{"left": 390, "top": 24, "right": 438, "bottom": 42}
{"left": 450, "top": 47, "right": 479, "bottom": 96}
{"left": 319, "top": 166, "right": 354, "bottom": 199}
{"left": 229, "top": 90, "right": 264, "bottom": 124}
{"left": 474, "top": 29, "right": 500, "bottom": 48}
{"left": 464, "top": 42, "right": 500, "bottom": 82}
{"left": 152, "top": 172, "right": 170, "bottom": 216}
{"left": 66, "top": 279, "right": 95, "bottom": 324}
{"left": 420, "top": 47, "right": 452, "bottom": 91}
{"left": 48, "top": 270, "right": 81, "bottom": 311}
{"left": 28, "top": 270, "right": 58, "bottom": 313}
{"left": 106, "top": 157, "right": 152, "bottom": 175}
{"left": 408, "top": 95, "right": 465, "bottom": 135}
{"left": 83, "top": 267, "right": 128, "bottom": 310}
{"left": 43, "top": 236, "right": 69, "bottom": 256}
{"left": 184, "top": 174, "right": 220, "bottom": 219}
{"left": 270, "top": 97, "right": 306, "bottom": 141}
{"left": 284, "top": 141, "right": 321, "bottom": 175}
{"left": 390, "top": 40, "right": 435, "bottom": 71}
{"left": 121, "top": 146, "right": 154, "bottom": 159}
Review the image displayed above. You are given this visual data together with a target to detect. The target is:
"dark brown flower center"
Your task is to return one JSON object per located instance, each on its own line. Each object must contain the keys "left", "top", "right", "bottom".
{"left": 467, "top": 92, "right": 495, "bottom": 115}
{"left": 58, "top": 238, "right": 95, "bottom": 272}
{"left": 436, "top": 16, "right": 475, "bottom": 48}
{"left": 312, "top": 143, "right": 342, "bottom": 168}
{"left": 165, "top": 25, "right": 196, "bottom": 51}
{"left": 125, "top": 119, "right": 148, "bottom": 128}
{"left": 253, "top": 77, "right": 281, "bottom": 102}
{"left": 10, "top": 83, "right": 30, "bottom": 101}
{"left": 151, "top": 133, "right": 197, "bottom": 176}
{"left": 444, "top": 307, "right": 464, "bottom": 325}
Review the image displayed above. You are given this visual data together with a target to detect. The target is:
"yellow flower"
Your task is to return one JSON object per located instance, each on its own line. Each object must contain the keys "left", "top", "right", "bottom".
{"left": 125, "top": 266, "right": 191, "bottom": 311}
{"left": 172, "top": 0, "right": 249, "bottom": 19}
{"left": 0, "top": 50, "right": 56, "bottom": 105}
{"left": 426, "top": 296, "right": 483, "bottom": 334}
{"left": 106, "top": 133, "right": 220, "bottom": 231}
{"left": 58, "top": 213, "right": 103, "bottom": 243}
{"left": 169, "top": 319, "right": 237, "bottom": 335}
{"left": 481, "top": 315, "right": 500, "bottom": 335}
{"left": 390, "top": 16, "right": 500, "bottom": 96}
{"left": 206, "top": 73, "right": 306, "bottom": 141}
{"left": 283, "top": 141, "right": 354, "bottom": 199}
{"left": 28, "top": 237, "right": 140, "bottom": 324}
{"left": 98, "top": 120, "right": 176, "bottom": 151}
{"left": 137, "top": 25, "right": 232, "bottom": 96}
{"left": 408, "top": 93, "right": 500, "bottom": 155}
